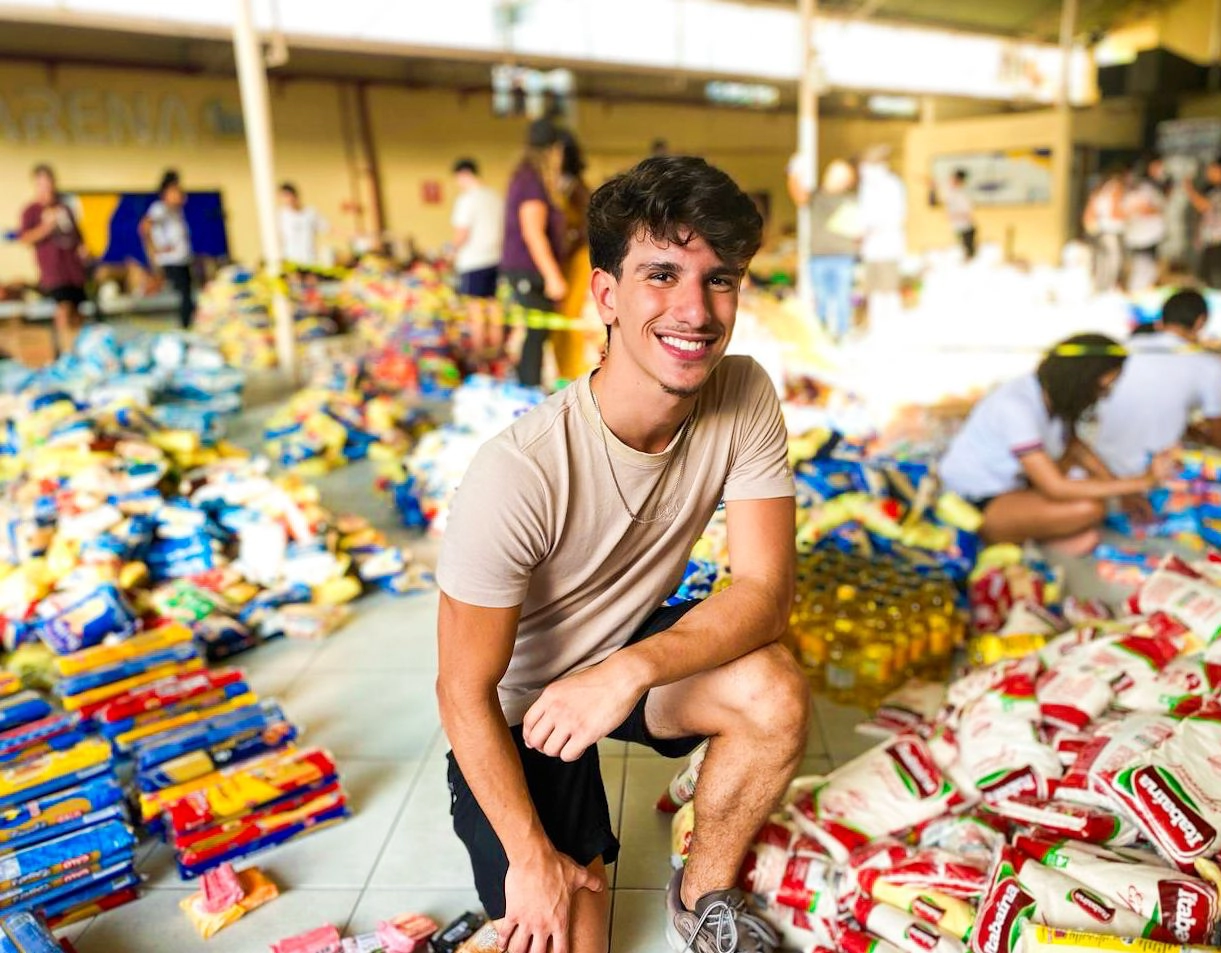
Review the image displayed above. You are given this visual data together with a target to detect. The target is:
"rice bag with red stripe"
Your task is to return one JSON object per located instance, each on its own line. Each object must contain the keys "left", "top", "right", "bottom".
{"left": 788, "top": 735, "right": 964, "bottom": 863}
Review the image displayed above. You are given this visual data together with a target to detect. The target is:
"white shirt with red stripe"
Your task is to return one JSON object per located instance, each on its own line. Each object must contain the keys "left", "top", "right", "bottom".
{"left": 939, "top": 373, "right": 1065, "bottom": 501}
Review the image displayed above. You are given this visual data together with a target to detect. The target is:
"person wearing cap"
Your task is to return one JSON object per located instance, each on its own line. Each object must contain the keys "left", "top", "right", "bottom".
{"left": 939, "top": 333, "right": 1172, "bottom": 554}
{"left": 1091, "top": 290, "right": 1221, "bottom": 477}
{"left": 451, "top": 158, "right": 505, "bottom": 354}
{"left": 502, "top": 119, "right": 568, "bottom": 386}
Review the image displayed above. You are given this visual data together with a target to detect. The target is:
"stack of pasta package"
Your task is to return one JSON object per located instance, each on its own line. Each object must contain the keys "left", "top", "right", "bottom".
{"left": 50, "top": 620, "right": 349, "bottom": 881}
{"left": 661, "top": 551, "right": 1221, "bottom": 953}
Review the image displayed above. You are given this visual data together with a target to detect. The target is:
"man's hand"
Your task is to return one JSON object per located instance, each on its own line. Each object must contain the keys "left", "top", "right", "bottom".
{"left": 496, "top": 845, "right": 604, "bottom": 953}
{"left": 521, "top": 656, "right": 644, "bottom": 762}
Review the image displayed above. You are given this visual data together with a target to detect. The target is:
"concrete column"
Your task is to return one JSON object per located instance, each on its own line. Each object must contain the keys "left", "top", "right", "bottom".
{"left": 233, "top": 0, "right": 295, "bottom": 378}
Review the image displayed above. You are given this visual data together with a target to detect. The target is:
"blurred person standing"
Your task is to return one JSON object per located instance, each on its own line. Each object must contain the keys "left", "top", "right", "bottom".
{"left": 789, "top": 158, "right": 859, "bottom": 342}
{"left": 1122, "top": 158, "right": 1168, "bottom": 293}
{"left": 501, "top": 119, "right": 567, "bottom": 388}
{"left": 944, "top": 168, "right": 977, "bottom": 260}
{"left": 139, "top": 170, "right": 194, "bottom": 329}
{"left": 278, "top": 182, "right": 329, "bottom": 269}
{"left": 18, "top": 163, "right": 88, "bottom": 356}
{"left": 1083, "top": 167, "right": 1125, "bottom": 293}
{"left": 451, "top": 158, "right": 505, "bottom": 355}
{"left": 1186, "top": 155, "right": 1221, "bottom": 289}
{"left": 857, "top": 145, "right": 907, "bottom": 328}
{"left": 553, "top": 132, "right": 593, "bottom": 379}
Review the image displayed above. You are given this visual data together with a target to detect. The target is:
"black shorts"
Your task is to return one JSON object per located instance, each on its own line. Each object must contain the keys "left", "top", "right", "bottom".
{"left": 46, "top": 284, "right": 86, "bottom": 305}
{"left": 458, "top": 266, "right": 499, "bottom": 299}
{"left": 446, "top": 600, "right": 705, "bottom": 918}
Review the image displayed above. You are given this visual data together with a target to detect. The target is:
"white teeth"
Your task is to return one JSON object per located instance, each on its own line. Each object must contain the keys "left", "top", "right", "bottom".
{"left": 660, "top": 336, "right": 707, "bottom": 352}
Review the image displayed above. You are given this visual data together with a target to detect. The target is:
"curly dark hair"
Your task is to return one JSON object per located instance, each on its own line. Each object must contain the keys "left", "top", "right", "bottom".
{"left": 588, "top": 156, "right": 763, "bottom": 279}
{"left": 1037, "top": 332, "right": 1126, "bottom": 432}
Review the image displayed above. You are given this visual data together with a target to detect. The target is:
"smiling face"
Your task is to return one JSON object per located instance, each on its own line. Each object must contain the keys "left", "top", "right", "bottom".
{"left": 593, "top": 230, "right": 740, "bottom": 399}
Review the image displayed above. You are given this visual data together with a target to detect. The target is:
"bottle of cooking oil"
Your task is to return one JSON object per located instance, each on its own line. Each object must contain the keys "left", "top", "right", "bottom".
{"left": 919, "top": 584, "right": 954, "bottom": 681}
{"left": 795, "top": 591, "right": 829, "bottom": 688}
{"left": 823, "top": 614, "right": 859, "bottom": 705}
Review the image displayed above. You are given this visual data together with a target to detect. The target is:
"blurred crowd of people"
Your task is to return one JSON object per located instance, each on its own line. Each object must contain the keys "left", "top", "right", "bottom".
{"left": 1084, "top": 153, "right": 1221, "bottom": 294}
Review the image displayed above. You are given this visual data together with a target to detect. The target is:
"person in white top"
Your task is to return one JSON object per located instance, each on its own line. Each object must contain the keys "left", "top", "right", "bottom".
{"left": 939, "top": 333, "right": 1172, "bottom": 555}
{"left": 943, "top": 168, "right": 976, "bottom": 260}
{"left": 451, "top": 158, "right": 505, "bottom": 354}
{"left": 1122, "top": 158, "right": 1169, "bottom": 293}
{"left": 857, "top": 145, "right": 906, "bottom": 329}
{"left": 277, "top": 183, "right": 329, "bottom": 269}
{"left": 139, "top": 170, "right": 194, "bottom": 329}
{"left": 1084, "top": 167, "right": 1126, "bottom": 293}
{"left": 1092, "top": 290, "right": 1221, "bottom": 477}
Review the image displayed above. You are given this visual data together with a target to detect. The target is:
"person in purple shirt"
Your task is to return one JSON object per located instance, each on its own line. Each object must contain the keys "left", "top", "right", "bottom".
{"left": 18, "top": 164, "right": 88, "bottom": 356}
{"left": 502, "top": 119, "right": 568, "bottom": 387}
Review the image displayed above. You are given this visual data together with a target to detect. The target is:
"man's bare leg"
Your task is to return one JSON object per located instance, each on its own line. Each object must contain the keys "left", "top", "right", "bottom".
{"left": 52, "top": 302, "right": 77, "bottom": 358}
{"left": 465, "top": 298, "right": 486, "bottom": 353}
{"left": 569, "top": 858, "right": 612, "bottom": 953}
{"left": 643, "top": 643, "right": 809, "bottom": 908}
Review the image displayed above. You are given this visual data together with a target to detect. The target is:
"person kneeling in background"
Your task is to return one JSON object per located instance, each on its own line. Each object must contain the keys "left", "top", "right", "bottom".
{"left": 938, "top": 333, "right": 1173, "bottom": 555}
{"left": 1092, "top": 289, "right": 1221, "bottom": 477}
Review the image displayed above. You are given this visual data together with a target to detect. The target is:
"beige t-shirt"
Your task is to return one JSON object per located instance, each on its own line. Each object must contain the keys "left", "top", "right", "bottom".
{"left": 436, "top": 355, "right": 794, "bottom": 725}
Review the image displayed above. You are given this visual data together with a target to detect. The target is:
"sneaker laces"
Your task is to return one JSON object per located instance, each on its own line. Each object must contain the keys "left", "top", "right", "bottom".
{"left": 680, "top": 899, "right": 738, "bottom": 953}
{"left": 681, "top": 893, "right": 776, "bottom": 953}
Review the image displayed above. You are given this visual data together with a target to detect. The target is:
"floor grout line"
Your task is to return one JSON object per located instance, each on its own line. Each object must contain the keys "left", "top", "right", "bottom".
{"left": 353, "top": 727, "right": 441, "bottom": 903}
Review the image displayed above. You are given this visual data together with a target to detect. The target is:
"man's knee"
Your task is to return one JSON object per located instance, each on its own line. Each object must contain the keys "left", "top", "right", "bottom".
{"left": 724, "top": 644, "right": 810, "bottom": 745}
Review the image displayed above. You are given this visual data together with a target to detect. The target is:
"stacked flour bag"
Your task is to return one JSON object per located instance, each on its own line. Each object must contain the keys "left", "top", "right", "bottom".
{"left": 378, "top": 375, "right": 544, "bottom": 534}
{"left": 656, "top": 554, "right": 1221, "bottom": 951}
{"left": 0, "top": 671, "right": 135, "bottom": 929}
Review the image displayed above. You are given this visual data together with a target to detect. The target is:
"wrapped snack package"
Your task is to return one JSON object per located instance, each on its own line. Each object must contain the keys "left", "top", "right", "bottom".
{"left": 180, "top": 865, "right": 279, "bottom": 939}
{"left": 1016, "top": 923, "right": 1221, "bottom": 951}
{"left": 374, "top": 913, "right": 438, "bottom": 953}
{"left": 270, "top": 924, "right": 342, "bottom": 953}
{"left": 789, "top": 735, "right": 964, "bottom": 862}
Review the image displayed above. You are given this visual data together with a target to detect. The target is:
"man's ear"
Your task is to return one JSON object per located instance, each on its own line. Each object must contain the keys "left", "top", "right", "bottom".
{"left": 591, "top": 268, "right": 617, "bottom": 332}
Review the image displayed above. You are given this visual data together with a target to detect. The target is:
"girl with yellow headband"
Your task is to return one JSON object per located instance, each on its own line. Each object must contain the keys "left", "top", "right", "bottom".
{"left": 939, "top": 333, "right": 1173, "bottom": 555}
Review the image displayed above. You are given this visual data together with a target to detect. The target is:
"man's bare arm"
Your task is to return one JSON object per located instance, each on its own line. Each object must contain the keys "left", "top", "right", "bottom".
{"left": 436, "top": 594, "right": 601, "bottom": 953}
{"left": 521, "top": 496, "right": 795, "bottom": 761}
{"left": 614, "top": 496, "right": 795, "bottom": 689}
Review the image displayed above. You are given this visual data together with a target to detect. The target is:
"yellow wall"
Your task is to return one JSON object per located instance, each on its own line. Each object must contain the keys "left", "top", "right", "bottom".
{"left": 903, "top": 109, "right": 1073, "bottom": 264}
{"left": 0, "top": 61, "right": 913, "bottom": 283}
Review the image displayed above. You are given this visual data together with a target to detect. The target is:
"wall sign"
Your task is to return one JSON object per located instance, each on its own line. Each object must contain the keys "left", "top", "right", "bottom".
{"left": 0, "top": 87, "right": 241, "bottom": 146}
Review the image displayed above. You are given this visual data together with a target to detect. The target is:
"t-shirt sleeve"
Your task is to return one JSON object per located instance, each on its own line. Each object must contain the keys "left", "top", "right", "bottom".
{"left": 1196, "top": 356, "right": 1221, "bottom": 419}
{"left": 723, "top": 361, "right": 795, "bottom": 502}
{"left": 514, "top": 168, "right": 548, "bottom": 206}
{"left": 435, "top": 438, "right": 551, "bottom": 608}
{"left": 997, "top": 391, "right": 1048, "bottom": 457}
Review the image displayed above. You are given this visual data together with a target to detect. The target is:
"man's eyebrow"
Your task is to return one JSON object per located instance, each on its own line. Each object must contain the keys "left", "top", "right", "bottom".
{"left": 633, "top": 260, "right": 681, "bottom": 274}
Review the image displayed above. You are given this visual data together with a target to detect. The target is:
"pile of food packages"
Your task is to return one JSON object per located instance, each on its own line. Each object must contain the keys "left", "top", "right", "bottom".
{"left": 662, "top": 550, "right": 1221, "bottom": 953}
{"left": 193, "top": 266, "right": 343, "bottom": 370}
{"left": 379, "top": 376, "right": 545, "bottom": 534}
{"left": 262, "top": 341, "right": 435, "bottom": 476}
{"left": 0, "top": 326, "right": 243, "bottom": 444}
{"left": 342, "top": 258, "right": 470, "bottom": 397}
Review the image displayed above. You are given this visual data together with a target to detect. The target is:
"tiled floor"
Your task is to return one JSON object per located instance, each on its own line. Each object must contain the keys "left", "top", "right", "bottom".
{"left": 68, "top": 580, "right": 856, "bottom": 951}
{"left": 58, "top": 377, "right": 863, "bottom": 951}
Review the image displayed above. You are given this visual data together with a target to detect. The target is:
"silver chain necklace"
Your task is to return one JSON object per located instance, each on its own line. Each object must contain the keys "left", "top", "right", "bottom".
{"left": 589, "top": 382, "right": 696, "bottom": 525}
